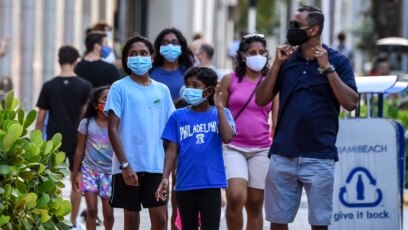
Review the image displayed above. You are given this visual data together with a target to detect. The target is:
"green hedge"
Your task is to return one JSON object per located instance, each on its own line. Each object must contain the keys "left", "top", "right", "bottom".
{"left": 0, "top": 91, "right": 71, "bottom": 230}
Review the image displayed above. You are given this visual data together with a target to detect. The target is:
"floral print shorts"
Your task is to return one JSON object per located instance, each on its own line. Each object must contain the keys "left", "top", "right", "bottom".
{"left": 80, "top": 164, "right": 112, "bottom": 199}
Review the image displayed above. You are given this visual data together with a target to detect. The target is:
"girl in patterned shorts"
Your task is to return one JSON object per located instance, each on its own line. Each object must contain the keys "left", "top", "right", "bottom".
{"left": 72, "top": 86, "right": 114, "bottom": 230}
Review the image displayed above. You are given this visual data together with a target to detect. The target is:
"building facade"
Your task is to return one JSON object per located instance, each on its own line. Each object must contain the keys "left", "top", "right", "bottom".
{"left": 0, "top": 0, "right": 237, "bottom": 111}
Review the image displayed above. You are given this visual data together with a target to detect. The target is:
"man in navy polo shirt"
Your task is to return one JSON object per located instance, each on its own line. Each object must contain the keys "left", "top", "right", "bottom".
{"left": 255, "top": 5, "right": 358, "bottom": 230}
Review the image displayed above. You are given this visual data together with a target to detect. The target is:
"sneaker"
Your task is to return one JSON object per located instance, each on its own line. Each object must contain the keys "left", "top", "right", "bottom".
{"left": 96, "top": 216, "right": 102, "bottom": 226}
{"left": 80, "top": 210, "right": 87, "bottom": 222}
{"left": 69, "top": 224, "right": 77, "bottom": 230}
{"left": 79, "top": 209, "right": 102, "bottom": 226}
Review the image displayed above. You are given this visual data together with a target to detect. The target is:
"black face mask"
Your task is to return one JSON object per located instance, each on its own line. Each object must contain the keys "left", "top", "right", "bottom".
{"left": 287, "top": 27, "right": 309, "bottom": 46}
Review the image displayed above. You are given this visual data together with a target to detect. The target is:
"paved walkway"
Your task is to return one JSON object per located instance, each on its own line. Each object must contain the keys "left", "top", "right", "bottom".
{"left": 63, "top": 176, "right": 408, "bottom": 229}
{"left": 62, "top": 176, "right": 309, "bottom": 229}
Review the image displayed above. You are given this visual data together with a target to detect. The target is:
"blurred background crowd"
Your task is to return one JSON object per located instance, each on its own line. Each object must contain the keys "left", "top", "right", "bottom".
{"left": 0, "top": 0, "right": 408, "bottom": 115}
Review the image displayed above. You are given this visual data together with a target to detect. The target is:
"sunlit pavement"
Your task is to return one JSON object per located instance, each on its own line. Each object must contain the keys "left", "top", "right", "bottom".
{"left": 62, "top": 176, "right": 407, "bottom": 229}
{"left": 63, "top": 176, "right": 310, "bottom": 229}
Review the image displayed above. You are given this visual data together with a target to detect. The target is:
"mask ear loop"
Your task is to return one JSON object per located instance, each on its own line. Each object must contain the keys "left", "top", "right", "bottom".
{"left": 202, "top": 86, "right": 215, "bottom": 100}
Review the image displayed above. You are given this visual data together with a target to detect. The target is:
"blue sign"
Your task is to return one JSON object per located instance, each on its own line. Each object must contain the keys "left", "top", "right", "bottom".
{"left": 339, "top": 167, "right": 382, "bottom": 208}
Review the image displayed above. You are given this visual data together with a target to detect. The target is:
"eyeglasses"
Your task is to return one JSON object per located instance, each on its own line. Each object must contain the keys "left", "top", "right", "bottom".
{"left": 161, "top": 39, "right": 180, "bottom": 46}
{"left": 242, "top": 34, "right": 265, "bottom": 39}
{"left": 289, "top": 20, "right": 313, "bottom": 29}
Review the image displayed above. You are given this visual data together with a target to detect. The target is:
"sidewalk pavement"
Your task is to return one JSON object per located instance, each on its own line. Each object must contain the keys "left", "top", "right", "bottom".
{"left": 62, "top": 176, "right": 408, "bottom": 230}
{"left": 62, "top": 176, "right": 309, "bottom": 229}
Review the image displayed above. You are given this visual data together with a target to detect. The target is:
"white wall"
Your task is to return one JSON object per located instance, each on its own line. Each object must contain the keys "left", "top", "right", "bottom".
{"left": 147, "top": 0, "right": 193, "bottom": 41}
{"left": 0, "top": 0, "right": 115, "bottom": 110}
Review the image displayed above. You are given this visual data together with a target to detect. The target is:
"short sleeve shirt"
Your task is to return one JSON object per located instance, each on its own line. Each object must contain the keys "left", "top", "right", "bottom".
{"left": 151, "top": 67, "right": 185, "bottom": 100}
{"left": 271, "top": 44, "right": 357, "bottom": 161}
{"left": 75, "top": 60, "right": 120, "bottom": 88}
{"left": 161, "top": 106, "right": 235, "bottom": 191}
{"left": 36, "top": 76, "right": 92, "bottom": 155}
{"left": 78, "top": 118, "right": 113, "bottom": 173}
{"left": 104, "top": 77, "right": 175, "bottom": 174}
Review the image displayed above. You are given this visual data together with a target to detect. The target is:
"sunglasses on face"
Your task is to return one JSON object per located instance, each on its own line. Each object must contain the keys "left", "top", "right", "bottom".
{"left": 289, "top": 20, "right": 313, "bottom": 29}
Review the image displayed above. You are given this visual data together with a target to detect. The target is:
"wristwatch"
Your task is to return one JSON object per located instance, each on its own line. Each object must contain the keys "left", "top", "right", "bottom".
{"left": 119, "top": 162, "right": 130, "bottom": 170}
{"left": 322, "top": 65, "right": 336, "bottom": 75}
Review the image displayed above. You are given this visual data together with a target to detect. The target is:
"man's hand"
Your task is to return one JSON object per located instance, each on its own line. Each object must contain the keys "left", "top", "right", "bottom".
{"left": 275, "top": 44, "right": 296, "bottom": 63}
{"left": 312, "top": 46, "right": 330, "bottom": 69}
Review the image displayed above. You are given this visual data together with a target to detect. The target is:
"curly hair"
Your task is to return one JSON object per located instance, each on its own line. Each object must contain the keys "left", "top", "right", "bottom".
{"left": 234, "top": 35, "right": 270, "bottom": 82}
{"left": 121, "top": 35, "right": 154, "bottom": 75}
{"left": 184, "top": 67, "right": 218, "bottom": 105}
{"left": 153, "top": 28, "right": 194, "bottom": 71}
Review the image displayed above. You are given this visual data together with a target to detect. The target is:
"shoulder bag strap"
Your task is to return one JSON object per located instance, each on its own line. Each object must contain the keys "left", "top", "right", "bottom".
{"left": 233, "top": 76, "right": 263, "bottom": 121}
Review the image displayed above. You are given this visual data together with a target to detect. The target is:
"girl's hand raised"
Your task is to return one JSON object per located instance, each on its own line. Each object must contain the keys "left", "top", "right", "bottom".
{"left": 214, "top": 84, "right": 224, "bottom": 109}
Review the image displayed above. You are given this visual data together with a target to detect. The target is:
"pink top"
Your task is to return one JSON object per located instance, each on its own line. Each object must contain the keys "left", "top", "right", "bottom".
{"left": 228, "top": 72, "right": 273, "bottom": 148}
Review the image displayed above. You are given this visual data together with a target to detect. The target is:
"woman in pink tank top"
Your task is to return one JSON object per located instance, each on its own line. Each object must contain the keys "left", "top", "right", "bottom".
{"left": 219, "top": 34, "right": 278, "bottom": 230}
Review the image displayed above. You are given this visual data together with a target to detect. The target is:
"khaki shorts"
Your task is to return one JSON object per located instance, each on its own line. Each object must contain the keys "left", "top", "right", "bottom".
{"left": 223, "top": 144, "right": 270, "bottom": 190}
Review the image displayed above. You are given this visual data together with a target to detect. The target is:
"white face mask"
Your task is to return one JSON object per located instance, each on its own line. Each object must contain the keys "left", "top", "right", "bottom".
{"left": 245, "top": 55, "right": 267, "bottom": 72}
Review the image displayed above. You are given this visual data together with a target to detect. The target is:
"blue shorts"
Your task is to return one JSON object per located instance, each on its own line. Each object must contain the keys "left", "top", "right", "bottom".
{"left": 264, "top": 155, "right": 335, "bottom": 226}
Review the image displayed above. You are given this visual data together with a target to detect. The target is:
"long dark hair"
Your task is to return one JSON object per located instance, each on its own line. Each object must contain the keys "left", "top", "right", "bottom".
{"left": 84, "top": 85, "right": 110, "bottom": 119}
{"left": 153, "top": 28, "right": 194, "bottom": 71}
{"left": 234, "top": 35, "right": 270, "bottom": 82}
{"left": 184, "top": 67, "right": 218, "bottom": 105}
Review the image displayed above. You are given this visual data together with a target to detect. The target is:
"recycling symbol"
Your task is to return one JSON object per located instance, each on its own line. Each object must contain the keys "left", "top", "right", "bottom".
{"left": 339, "top": 167, "right": 383, "bottom": 208}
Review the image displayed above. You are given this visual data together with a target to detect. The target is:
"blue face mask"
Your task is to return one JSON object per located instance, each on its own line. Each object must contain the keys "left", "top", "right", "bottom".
{"left": 101, "top": 46, "right": 112, "bottom": 58}
{"left": 127, "top": 56, "right": 152, "bottom": 76}
{"left": 160, "top": 44, "right": 182, "bottom": 62}
{"left": 182, "top": 88, "right": 207, "bottom": 106}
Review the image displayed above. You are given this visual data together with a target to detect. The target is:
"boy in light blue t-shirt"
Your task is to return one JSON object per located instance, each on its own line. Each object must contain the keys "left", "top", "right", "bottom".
{"left": 104, "top": 35, "right": 174, "bottom": 230}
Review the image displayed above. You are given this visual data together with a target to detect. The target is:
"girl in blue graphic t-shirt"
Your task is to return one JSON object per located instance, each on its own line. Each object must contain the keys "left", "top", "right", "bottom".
{"left": 155, "top": 67, "right": 236, "bottom": 230}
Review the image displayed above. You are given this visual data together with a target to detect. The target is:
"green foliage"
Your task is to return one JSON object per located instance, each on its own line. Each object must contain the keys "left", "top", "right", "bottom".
{"left": 235, "top": 0, "right": 277, "bottom": 35}
{"left": 0, "top": 91, "right": 71, "bottom": 230}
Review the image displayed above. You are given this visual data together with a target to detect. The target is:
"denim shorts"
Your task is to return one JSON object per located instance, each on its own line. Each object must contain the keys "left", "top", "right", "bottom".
{"left": 264, "top": 155, "right": 335, "bottom": 226}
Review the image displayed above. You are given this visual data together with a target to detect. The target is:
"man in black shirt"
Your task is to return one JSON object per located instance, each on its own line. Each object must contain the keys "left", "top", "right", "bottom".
{"left": 75, "top": 32, "right": 121, "bottom": 88}
{"left": 35, "top": 45, "right": 92, "bottom": 228}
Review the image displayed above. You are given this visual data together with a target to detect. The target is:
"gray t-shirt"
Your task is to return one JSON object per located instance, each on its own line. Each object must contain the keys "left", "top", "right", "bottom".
{"left": 78, "top": 117, "right": 113, "bottom": 173}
